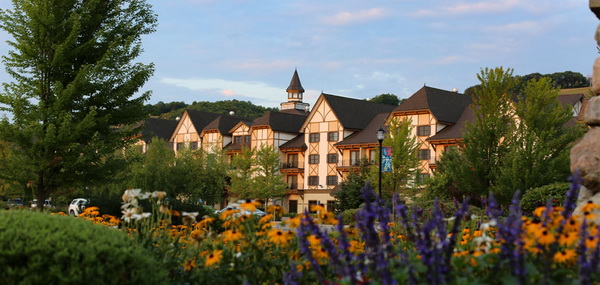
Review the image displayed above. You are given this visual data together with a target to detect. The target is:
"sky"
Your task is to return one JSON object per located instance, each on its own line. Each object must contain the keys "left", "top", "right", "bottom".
{"left": 0, "top": 0, "right": 598, "bottom": 109}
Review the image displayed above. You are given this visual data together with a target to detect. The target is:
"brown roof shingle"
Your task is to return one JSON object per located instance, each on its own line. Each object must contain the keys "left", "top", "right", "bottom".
{"left": 394, "top": 86, "right": 472, "bottom": 124}
{"left": 253, "top": 111, "right": 308, "bottom": 134}
{"left": 335, "top": 113, "right": 389, "bottom": 147}
{"left": 322, "top": 93, "right": 396, "bottom": 130}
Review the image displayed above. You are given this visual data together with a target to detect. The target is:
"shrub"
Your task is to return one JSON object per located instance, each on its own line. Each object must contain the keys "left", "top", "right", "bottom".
{"left": 341, "top": 208, "right": 359, "bottom": 225}
{"left": 0, "top": 210, "right": 168, "bottom": 284}
{"left": 520, "top": 182, "right": 570, "bottom": 214}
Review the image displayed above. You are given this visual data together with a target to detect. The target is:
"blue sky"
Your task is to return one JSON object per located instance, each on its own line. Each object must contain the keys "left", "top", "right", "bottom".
{"left": 0, "top": 0, "right": 597, "bottom": 109}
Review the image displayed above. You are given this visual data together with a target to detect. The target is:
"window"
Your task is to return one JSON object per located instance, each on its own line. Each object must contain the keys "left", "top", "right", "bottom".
{"left": 309, "top": 154, "right": 319, "bottom": 164}
{"left": 327, "top": 200, "right": 336, "bottom": 213}
{"left": 244, "top": 135, "right": 251, "bottom": 144}
{"left": 308, "top": 176, "right": 319, "bottom": 186}
{"left": 287, "top": 154, "right": 298, "bottom": 168}
{"left": 190, "top": 142, "right": 198, "bottom": 150}
{"left": 309, "top": 133, "right": 320, "bottom": 143}
{"left": 417, "top": 125, "right": 431, "bottom": 136}
{"left": 369, "top": 149, "right": 377, "bottom": 164}
{"left": 326, "top": 175, "right": 338, "bottom": 186}
{"left": 234, "top": 136, "right": 242, "bottom": 144}
{"left": 350, "top": 150, "right": 360, "bottom": 165}
{"left": 287, "top": 175, "right": 298, "bottom": 189}
{"left": 327, "top": 153, "right": 338, "bottom": 164}
{"left": 327, "top": 132, "right": 339, "bottom": 142}
{"left": 288, "top": 200, "right": 298, "bottom": 214}
{"left": 177, "top": 142, "right": 184, "bottom": 150}
{"left": 417, "top": 173, "right": 430, "bottom": 184}
{"left": 418, "top": 149, "right": 430, "bottom": 160}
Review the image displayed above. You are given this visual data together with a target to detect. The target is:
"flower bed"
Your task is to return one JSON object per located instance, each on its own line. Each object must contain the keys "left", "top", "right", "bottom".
{"left": 68, "top": 177, "right": 600, "bottom": 284}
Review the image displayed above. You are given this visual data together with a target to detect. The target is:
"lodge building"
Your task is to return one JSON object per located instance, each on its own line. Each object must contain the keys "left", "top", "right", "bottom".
{"left": 140, "top": 70, "right": 588, "bottom": 213}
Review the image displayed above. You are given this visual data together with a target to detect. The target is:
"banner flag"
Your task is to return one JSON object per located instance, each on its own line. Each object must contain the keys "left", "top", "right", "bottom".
{"left": 382, "top": 146, "right": 393, "bottom": 172}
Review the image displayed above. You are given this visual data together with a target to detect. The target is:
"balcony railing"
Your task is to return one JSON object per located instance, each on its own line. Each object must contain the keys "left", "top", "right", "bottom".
{"left": 281, "top": 162, "right": 303, "bottom": 169}
{"left": 287, "top": 183, "right": 299, "bottom": 190}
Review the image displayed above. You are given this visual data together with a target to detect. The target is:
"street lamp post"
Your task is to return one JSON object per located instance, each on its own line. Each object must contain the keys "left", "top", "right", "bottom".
{"left": 376, "top": 127, "right": 386, "bottom": 198}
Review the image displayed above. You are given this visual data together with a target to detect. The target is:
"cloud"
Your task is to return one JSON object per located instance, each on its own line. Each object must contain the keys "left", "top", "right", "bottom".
{"left": 482, "top": 20, "right": 544, "bottom": 34}
{"left": 413, "top": 0, "right": 560, "bottom": 17}
{"left": 322, "top": 8, "right": 389, "bottom": 26}
{"left": 159, "top": 77, "right": 283, "bottom": 104}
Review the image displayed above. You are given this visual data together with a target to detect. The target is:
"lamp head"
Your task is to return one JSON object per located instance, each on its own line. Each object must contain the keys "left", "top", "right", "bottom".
{"left": 376, "top": 127, "right": 386, "bottom": 142}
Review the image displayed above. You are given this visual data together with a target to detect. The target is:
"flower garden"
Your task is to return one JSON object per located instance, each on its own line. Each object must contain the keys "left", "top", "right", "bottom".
{"left": 3, "top": 177, "right": 600, "bottom": 284}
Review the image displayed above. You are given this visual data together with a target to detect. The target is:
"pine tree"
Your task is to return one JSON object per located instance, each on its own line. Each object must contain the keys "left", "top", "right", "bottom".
{"left": 0, "top": 0, "right": 157, "bottom": 208}
{"left": 252, "top": 144, "right": 287, "bottom": 207}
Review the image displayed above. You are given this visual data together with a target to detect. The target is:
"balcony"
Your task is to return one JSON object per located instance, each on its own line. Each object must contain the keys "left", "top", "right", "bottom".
{"left": 336, "top": 159, "right": 375, "bottom": 172}
{"left": 286, "top": 184, "right": 304, "bottom": 195}
{"left": 280, "top": 161, "right": 303, "bottom": 173}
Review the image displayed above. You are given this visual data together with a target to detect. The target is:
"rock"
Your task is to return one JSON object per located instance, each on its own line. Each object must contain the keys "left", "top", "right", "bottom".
{"left": 571, "top": 127, "right": 600, "bottom": 192}
{"left": 593, "top": 58, "right": 600, "bottom": 95}
{"left": 573, "top": 186, "right": 600, "bottom": 225}
{"left": 584, "top": 96, "right": 600, "bottom": 126}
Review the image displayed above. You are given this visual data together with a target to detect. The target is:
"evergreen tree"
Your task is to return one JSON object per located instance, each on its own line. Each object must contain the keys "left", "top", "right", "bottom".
{"left": 0, "top": 0, "right": 157, "bottom": 208}
{"left": 332, "top": 159, "right": 371, "bottom": 213}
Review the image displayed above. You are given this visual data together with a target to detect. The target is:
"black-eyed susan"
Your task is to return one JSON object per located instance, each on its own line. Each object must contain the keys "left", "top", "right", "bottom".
{"left": 285, "top": 216, "right": 301, "bottom": 229}
{"left": 553, "top": 249, "right": 576, "bottom": 264}
{"left": 223, "top": 229, "right": 244, "bottom": 243}
{"left": 310, "top": 204, "right": 326, "bottom": 214}
{"left": 205, "top": 250, "right": 223, "bottom": 267}
{"left": 259, "top": 214, "right": 274, "bottom": 225}
{"left": 536, "top": 229, "right": 556, "bottom": 246}
{"left": 267, "top": 228, "right": 291, "bottom": 246}
{"left": 349, "top": 240, "right": 364, "bottom": 253}
{"left": 307, "top": 235, "right": 321, "bottom": 247}
{"left": 312, "top": 246, "right": 329, "bottom": 260}
{"left": 183, "top": 258, "right": 196, "bottom": 271}
{"left": 196, "top": 217, "right": 215, "bottom": 229}
{"left": 586, "top": 236, "right": 598, "bottom": 249}
{"left": 558, "top": 232, "right": 578, "bottom": 247}
{"left": 240, "top": 201, "right": 259, "bottom": 212}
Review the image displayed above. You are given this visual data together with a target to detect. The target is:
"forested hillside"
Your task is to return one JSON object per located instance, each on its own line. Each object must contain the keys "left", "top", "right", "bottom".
{"left": 145, "top": 99, "right": 279, "bottom": 119}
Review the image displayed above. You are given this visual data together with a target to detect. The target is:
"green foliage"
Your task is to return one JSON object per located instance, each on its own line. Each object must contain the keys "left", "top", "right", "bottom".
{"left": 252, "top": 144, "right": 287, "bottom": 204}
{"left": 520, "top": 182, "right": 570, "bottom": 215}
{"left": 341, "top": 208, "right": 359, "bottom": 225}
{"left": 370, "top": 117, "right": 421, "bottom": 197}
{"left": 145, "top": 101, "right": 187, "bottom": 116}
{"left": 493, "top": 78, "right": 584, "bottom": 204}
{"left": 229, "top": 147, "right": 256, "bottom": 199}
{"left": 128, "top": 138, "right": 227, "bottom": 205}
{"left": 158, "top": 99, "right": 278, "bottom": 119}
{"left": 438, "top": 67, "right": 515, "bottom": 205}
{"left": 333, "top": 160, "right": 370, "bottom": 213}
{"left": 0, "top": 210, "right": 168, "bottom": 284}
{"left": 371, "top": 93, "right": 401, "bottom": 105}
{"left": 0, "top": 0, "right": 157, "bottom": 206}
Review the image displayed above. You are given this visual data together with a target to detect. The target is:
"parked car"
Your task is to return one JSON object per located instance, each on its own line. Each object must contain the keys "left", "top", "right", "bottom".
{"left": 6, "top": 198, "right": 24, "bottom": 208}
{"left": 215, "top": 204, "right": 268, "bottom": 217}
{"left": 68, "top": 198, "right": 89, "bottom": 217}
{"left": 30, "top": 199, "right": 55, "bottom": 209}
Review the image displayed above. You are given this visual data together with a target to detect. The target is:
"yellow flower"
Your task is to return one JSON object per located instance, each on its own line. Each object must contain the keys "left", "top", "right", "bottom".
{"left": 312, "top": 246, "right": 329, "bottom": 260}
{"left": 240, "top": 201, "right": 259, "bottom": 212}
{"left": 536, "top": 229, "right": 555, "bottom": 247}
{"left": 558, "top": 232, "right": 577, "bottom": 247}
{"left": 222, "top": 229, "right": 244, "bottom": 243}
{"left": 349, "top": 240, "right": 364, "bottom": 253}
{"left": 190, "top": 229, "right": 204, "bottom": 241}
{"left": 267, "top": 205, "right": 285, "bottom": 216}
{"left": 581, "top": 201, "right": 600, "bottom": 213}
{"left": 307, "top": 235, "right": 321, "bottom": 246}
{"left": 259, "top": 214, "right": 274, "bottom": 225}
{"left": 533, "top": 207, "right": 548, "bottom": 218}
{"left": 220, "top": 209, "right": 239, "bottom": 220}
{"left": 553, "top": 249, "right": 576, "bottom": 264}
{"left": 196, "top": 217, "right": 215, "bottom": 229}
{"left": 267, "top": 229, "right": 291, "bottom": 246}
{"left": 183, "top": 258, "right": 196, "bottom": 271}
{"left": 585, "top": 236, "right": 598, "bottom": 249}
{"left": 310, "top": 204, "right": 326, "bottom": 213}
{"left": 205, "top": 250, "right": 223, "bottom": 267}
{"left": 82, "top": 206, "right": 100, "bottom": 217}
{"left": 285, "top": 216, "right": 301, "bottom": 229}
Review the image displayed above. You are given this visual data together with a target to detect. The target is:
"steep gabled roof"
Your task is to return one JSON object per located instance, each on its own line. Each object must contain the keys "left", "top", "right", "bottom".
{"left": 427, "top": 105, "right": 475, "bottom": 142}
{"left": 186, "top": 110, "right": 222, "bottom": 132}
{"left": 335, "top": 113, "right": 389, "bottom": 147}
{"left": 279, "top": 134, "right": 306, "bottom": 150}
{"left": 141, "top": 118, "right": 178, "bottom": 142}
{"left": 321, "top": 93, "right": 396, "bottom": 130}
{"left": 394, "top": 86, "right": 472, "bottom": 124}
{"left": 286, "top": 69, "right": 305, "bottom": 92}
{"left": 252, "top": 111, "right": 308, "bottom": 133}
{"left": 557, "top": 93, "right": 584, "bottom": 106}
{"left": 203, "top": 115, "right": 253, "bottom": 135}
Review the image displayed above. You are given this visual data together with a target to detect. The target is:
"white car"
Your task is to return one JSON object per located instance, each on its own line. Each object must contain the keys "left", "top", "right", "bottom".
{"left": 215, "top": 204, "right": 268, "bottom": 217}
{"left": 68, "top": 198, "right": 89, "bottom": 216}
{"left": 30, "top": 199, "right": 55, "bottom": 209}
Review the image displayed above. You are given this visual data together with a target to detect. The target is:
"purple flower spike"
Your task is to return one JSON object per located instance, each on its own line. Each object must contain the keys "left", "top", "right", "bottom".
{"left": 562, "top": 172, "right": 582, "bottom": 221}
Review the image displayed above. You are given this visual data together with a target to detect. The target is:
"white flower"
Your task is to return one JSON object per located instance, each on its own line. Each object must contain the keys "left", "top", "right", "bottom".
{"left": 182, "top": 212, "right": 199, "bottom": 219}
{"left": 132, "top": 212, "right": 151, "bottom": 221}
{"left": 151, "top": 191, "right": 167, "bottom": 200}
{"left": 122, "top": 189, "right": 142, "bottom": 203}
{"left": 122, "top": 207, "right": 137, "bottom": 223}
